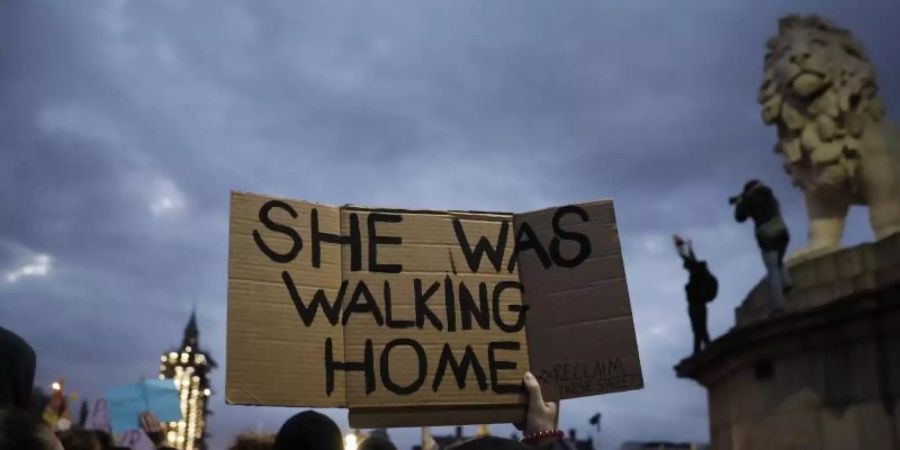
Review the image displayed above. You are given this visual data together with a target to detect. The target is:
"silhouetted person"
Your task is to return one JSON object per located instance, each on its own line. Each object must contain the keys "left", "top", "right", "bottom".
{"left": 447, "top": 437, "right": 532, "bottom": 450}
{"left": 91, "top": 431, "right": 114, "bottom": 450}
{"left": 0, "top": 326, "right": 36, "bottom": 411}
{"left": 730, "top": 179, "right": 792, "bottom": 313}
{"left": 359, "top": 436, "right": 396, "bottom": 450}
{"left": 674, "top": 236, "right": 717, "bottom": 353}
{"left": 0, "top": 408, "right": 63, "bottom": 450}
{"left": 228, "top": 432, "right": 275, "bottom": 450}
{"left": 273, "top": 411, "right": 342, "bottom": 450}
{"left": 57, "top": 429, "right": 101, "bottom": 450}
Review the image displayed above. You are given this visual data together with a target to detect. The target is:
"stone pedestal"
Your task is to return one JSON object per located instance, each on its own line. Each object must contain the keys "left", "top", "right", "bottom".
{"left": 676, "top": 234, "right": 900, "bottom": 450}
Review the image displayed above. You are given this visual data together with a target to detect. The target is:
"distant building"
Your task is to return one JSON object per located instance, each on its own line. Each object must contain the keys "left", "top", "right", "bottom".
{"left": 432, "top": 426, "right": 469, "bottom": 449}
{"left": 412, "top": 426, "right": 476, "bottom": 450}
{"left": 159, "top": 311, "right": 217, "bottom": 450}
{"left": 618, "top": 442, "right": 709, "bottom": 450}
{"left": 567, "top": 429, "right": 595, "bottom": 450}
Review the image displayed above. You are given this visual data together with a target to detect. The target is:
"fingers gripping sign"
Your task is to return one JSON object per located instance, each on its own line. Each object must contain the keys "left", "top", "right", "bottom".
{"left": 518, "top": 371, "right": 561, "bottom": 445}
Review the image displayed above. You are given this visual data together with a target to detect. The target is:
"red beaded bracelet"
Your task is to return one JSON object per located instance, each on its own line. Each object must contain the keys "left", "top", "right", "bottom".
{"left": 521, "top": 429, "right": 564, "bottom": 444}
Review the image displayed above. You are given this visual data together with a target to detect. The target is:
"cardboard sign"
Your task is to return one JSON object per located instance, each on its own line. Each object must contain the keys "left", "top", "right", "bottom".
{"left": 106, "top": 380, "right": 182, "bottom": 434}
{"left": 226, "top": 191, "right": 642, "bottom": 427}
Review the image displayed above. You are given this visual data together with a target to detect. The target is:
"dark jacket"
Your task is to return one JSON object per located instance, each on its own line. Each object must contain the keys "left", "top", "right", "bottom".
{"left": 0, "top": 326, "right": 36, "bottom": 410}
{"left": 734, "top": 184, "right": 789, "bottom": 252}
{"left": 734, "top": 184, "right": 781, "bottom": 228}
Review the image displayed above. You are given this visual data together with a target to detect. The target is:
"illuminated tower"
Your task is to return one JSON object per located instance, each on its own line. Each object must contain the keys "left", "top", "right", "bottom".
{"left": 159, "top": 311, "right": 217, "bottom": 450}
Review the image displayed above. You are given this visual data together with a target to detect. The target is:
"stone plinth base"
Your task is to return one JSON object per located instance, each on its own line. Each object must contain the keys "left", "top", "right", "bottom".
{"left": 735, "top": 232, "right": 900, "bottom": 327}
{"left": 676, "top": 236, "right": 900, "bottom": 450}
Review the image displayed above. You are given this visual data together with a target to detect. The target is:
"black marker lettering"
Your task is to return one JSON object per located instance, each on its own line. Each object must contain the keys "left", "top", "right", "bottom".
{"left": 342, "top": 280, "right": 385, "bottom": 326}
{"left": 459, "top": 281, "right": 490, "bottom": 330}
{"left": 253, "top": 200, "right": 302, "bottom": 263}
{"left": 310, "top": 209, "right": 362, "bottom": 269}
{"left": 380, "top": 338, "right": 426, "bottom": 395}
{"left": 367, "top": 213, "right": 403, "bottom": 273}
{"left": 452, "top": 219, "right": 509, "bottom": 273}
{"left": 414, "top": 279, "right": 443, "bottom": 330}
{"left": 384, "top": 280, "right": 413, "bottom": 329}
{"left": 508, "top": 223, "right": 551, "bottom": 272}
{"left": 444, "top": 275, "right": 456, "bottom": 332}
{"left": 282, "top": 272, "right": 347, "bottom": 326}
{"left": 550, "top": 205, "right": 592, "bottom": 268}
{"left": 488, "top": 341, "right": 521, "bottom": 394}
{"left": 492, "top": 281, "right": 526, "bottom": 333}
{"left": 432, "top": 344, "right": 488, "bottom": 392}
{"left": 325, "top": 337, "right": 374, "bottom": 396}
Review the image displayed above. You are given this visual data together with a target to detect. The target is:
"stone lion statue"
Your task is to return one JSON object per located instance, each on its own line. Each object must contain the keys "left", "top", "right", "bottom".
{"left": 759, "top": 15, "right": 900, "bottom": 259}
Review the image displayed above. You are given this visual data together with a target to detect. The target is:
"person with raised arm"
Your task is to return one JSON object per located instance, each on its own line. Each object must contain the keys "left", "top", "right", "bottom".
{"left": 673, "top": 235, "right": 717, "bottom": 353}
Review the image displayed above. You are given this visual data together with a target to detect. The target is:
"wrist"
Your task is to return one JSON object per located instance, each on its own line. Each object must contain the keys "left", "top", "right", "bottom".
{"left": 521, "top": 429, "right": 563, "bottom": 445}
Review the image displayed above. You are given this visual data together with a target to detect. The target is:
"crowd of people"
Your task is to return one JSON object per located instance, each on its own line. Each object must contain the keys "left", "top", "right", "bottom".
{"left": 1, "top": 325, "right": 572, "bottom": 450}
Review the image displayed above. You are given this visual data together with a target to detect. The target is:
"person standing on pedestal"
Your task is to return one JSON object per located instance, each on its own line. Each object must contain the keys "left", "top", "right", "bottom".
{"left": 730, "top": 179, "right": 793, "bottom": 314}
{"left": 673, "top": 236, "right": 716, "bottom": 353}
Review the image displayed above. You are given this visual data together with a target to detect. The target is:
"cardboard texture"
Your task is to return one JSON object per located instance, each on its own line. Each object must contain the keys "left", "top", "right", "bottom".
{"left": 226, "top": 191, "right": 642, "bottom": 428}
{"left": 515, "top": 201, "right": 643, "bottom": 401}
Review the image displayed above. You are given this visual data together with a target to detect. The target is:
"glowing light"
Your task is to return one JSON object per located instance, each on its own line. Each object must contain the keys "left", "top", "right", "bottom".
{"left": 345, "top": 433, "right": 358, "bottom": 450}
{"left": 161, "top": 341, "right": 212, "bottom": 448}
{"left": 51, "top": 382, "right": 61, "bottom": 391}
{"left": 161, "top": 355, "right": 167, "bottom": 362}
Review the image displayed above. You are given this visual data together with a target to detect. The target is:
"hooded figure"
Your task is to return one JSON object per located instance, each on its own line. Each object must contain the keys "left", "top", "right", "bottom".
{"left": 0, "top": 326, "right": 36, "bottom": 411}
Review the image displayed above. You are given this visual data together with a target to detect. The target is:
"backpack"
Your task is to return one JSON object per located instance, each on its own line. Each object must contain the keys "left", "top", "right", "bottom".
{"left": 687, "top": 261, "right": 718, "bottom": 303}
{"left": 696, "top": 262, "right": 718, "bottom": 303}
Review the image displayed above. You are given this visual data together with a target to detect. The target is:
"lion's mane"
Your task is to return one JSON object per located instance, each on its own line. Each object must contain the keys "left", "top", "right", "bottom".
{"left": 759, "top": 15, "right": 887, "bottom": 198}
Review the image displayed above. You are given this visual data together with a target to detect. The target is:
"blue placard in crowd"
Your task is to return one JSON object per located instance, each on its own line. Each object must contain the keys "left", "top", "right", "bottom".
{"left": 105, "top": 379, "right": 182, "bottom": 434}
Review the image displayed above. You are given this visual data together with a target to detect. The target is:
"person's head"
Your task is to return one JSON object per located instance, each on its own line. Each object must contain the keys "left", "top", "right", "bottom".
{"left": 229, "top": 432, "right": 275, "bottom": 450}
{"left": 743, "top": 179, "right": 761, "bottom": 194}
{"left": 446, "top": 437, "right": 530, "bottom": 450}
{"left": 0, "top": 326, "right": 37, "bottom": 410}
{"left": 273, "top": 411, "right": 342, "bottom": 450}
{"left": 0, "top": 408, "right": 64, "bottom": 450}
{"left": 56, "top": 429, "right": 101, "bottom": 450}
{"left": 358, "top": 436, "right": 396, "bottom": 450}
{"left": 91, "top": 431, "right": 113, "bottom": 450}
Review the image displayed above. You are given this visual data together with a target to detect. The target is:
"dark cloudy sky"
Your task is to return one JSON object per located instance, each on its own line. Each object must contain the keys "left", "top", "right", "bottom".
{"left": 2, "top": 1, "right": 899, "bottom": 449}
